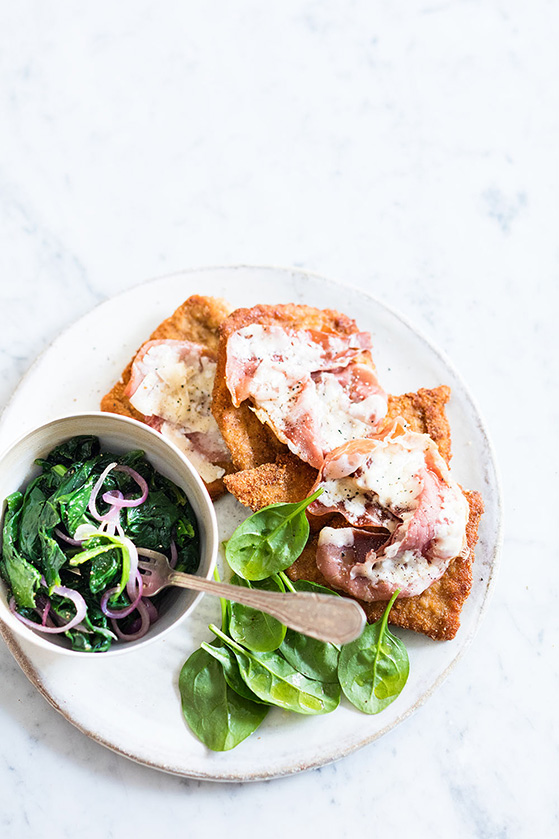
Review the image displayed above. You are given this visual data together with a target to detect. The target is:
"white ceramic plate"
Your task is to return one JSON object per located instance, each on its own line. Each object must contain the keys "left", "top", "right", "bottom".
{"left": 0, "top": 266, "right": 502, "bottom": 781}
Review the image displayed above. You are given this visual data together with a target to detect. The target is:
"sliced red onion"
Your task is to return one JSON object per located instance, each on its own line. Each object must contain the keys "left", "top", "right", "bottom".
{"left": 102, "top": 466, "right": 148, "bottom": 508}
{"left": 10, "top": 583, "right": 87, "bottom": 635}
{"left": 34, "top": 595, "right": 56, "bottom": 628}
{"left": 100, "top": 571, "right": 143, "bottom": 619}
{"left": 142, "top": 598, "right": 159, "bottom": 624}
{"left": 101, "top": 490, "right": 123, "bottom": 522}
{"left": 88, "top": 461, "right": 118, "bottom": 522}
{"left": 55, "top": 527, "right": 84, "bottom": 547}
{"left": 89, "top": 464, "right": 147, "bottom": 538}
{"left": 98, "top": 519, "right": 125, "bottom": 539}
{"left": 169, "top": 539, "right": 178, "bottom": 569}
{"left": 41, "top": 600, "right": 51, "bottom": 626}
{"left": 110, "top": 598, "right": 150, "bottom": 641}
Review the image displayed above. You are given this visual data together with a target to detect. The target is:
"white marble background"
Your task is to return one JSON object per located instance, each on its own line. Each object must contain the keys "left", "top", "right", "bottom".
{"left": 0, "top": 2, "right": 557, "bottom": 837}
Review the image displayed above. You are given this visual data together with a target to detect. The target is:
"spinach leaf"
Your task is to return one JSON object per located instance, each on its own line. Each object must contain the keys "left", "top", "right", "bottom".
{"left": 66, "top": 627, "right": 113, "bottom": 653}
{"left": 19, "top": 476, "right": 80, "bottom": 588}
{"left": 228, "top": 573, "right": 287, "bottom": 653}
{"left": 211, "top": 625, "right": 340, "bottom": 715}
{"left": 118, "top": 448, "right": 153, "bottom": 476}
{"left": 201, "top": 642, "right": 268, "bottom": 704}
{"left": 56, "top": 473, "right": 99, "bottom": 535}
{"left": 65, "top": 614, "right": 115, "bottom": 652}
{"left": 174, "top": 516, "right": 199, "bottom": 574}
{"left": 338, "top": 591, "right": 409, "bottom": 714}
{"left": 179, "top": 647, "right": 268, "bottom": 751}
{"left": 197, "top": 568, "right": 269, "bottom": 703}
{"left": 152, "top": 470, "right": 189, "bottom": 507}
{"left": 19, "top": 485, "right": 49, "bottom": 563}
{"left": 1, "top": 493, "right": 41, "bottom": 608}
{"left": 70, "top": 533, "right": 131, "bottom": 598}
{"left": 224, "top": 489, "right": 322, "bottom": 581}
{"left": 125, "top": 489, "right": 192, "bottom": 550}
{"left": 278, "top": 578, "right": 341, "bottom": 683}
{"left": 89, "top": 549, "right": 120, "bottom": 594}
{"left": 18, "top": 468, "right": 64, "bottom": 557}
{"left": 37, "top": 498, "right": 67, "bottom": 588}
{"left": 41, "top": 435, "right": 100, "bottom": 467}
{"left": 39, "top": 532, "right": 67, "bottom": 589}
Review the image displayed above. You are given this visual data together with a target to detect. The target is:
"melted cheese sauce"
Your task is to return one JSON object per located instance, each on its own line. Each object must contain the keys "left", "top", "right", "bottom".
{"left": 159, "top": 422, "right": 225, "bottom": 484}
{"left": 128, "top": 341, "right": 230, "bottom": 484}
{"left": 129, "top": 343, "right": 217, "bottom": 434}
{"left": 319, "top": 439, "right": 426, "bottom": 520}
{"left": 314, "top": 428, "right": 470, "bottom": 596}
{"left": 226, "top": 325, "right": 387, "bottom": 467}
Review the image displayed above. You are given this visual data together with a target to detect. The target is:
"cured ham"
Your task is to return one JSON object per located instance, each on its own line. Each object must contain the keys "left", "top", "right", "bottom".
{"left": 225, "top": 324, "right": 387, "bottom": 469}
{"left": 310, "top": 422, "right": 469, "bottom": 600}
{"left": 125, "top": 339, "right": 231, "bottom": 484}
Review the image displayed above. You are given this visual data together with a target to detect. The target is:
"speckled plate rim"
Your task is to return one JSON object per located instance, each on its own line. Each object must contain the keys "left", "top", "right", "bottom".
{"left": 0, "top": 265, "right": 503, "bottom": 782}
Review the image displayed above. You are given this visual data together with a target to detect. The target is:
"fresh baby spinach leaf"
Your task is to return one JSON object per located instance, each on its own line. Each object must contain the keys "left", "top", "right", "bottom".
{"left": 278, "top": 577, "right": 341, "bottom": 683}
{"left": 210, "top": 624, "right": 340, "bottom": 715}
{"left": 40, "top": 435, "right": 100, "bottom": 468}
{"left": 179, "top": 647, "right": 268, "bottom": 751}
{"left": 1, "top": 493, "right": 41, "bottom": 608}
{"left": 201, "top": 642, "right": 268, "bottom": 705}
{"left": 338, "top": 591, "right": 409, "bottom": 715}
{"left": 229, "top": 573, "right": 287, "bottom": 652}
{"left": 224, "top": 489, "right": 323, "bottom": 581}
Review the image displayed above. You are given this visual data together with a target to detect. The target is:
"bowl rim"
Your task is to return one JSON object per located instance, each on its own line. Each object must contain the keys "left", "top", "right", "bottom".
{"left": 0, "top": 411, "right": 218, "bottom": 658}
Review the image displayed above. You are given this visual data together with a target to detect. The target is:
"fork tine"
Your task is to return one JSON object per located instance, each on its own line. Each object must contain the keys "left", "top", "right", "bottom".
{"left": 138, "top": 559, "right": 155, "bottom": 572}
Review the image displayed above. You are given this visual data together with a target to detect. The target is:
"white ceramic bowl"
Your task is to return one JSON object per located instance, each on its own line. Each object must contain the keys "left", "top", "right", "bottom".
{"left": 0, "top": 412, "right": 218, "bottom": 657}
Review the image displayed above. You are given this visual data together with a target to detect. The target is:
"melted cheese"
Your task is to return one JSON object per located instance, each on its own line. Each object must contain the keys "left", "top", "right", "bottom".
{"left": 226, "top": 325, "right": 387, "bottom": 467}
{"left": 319, "top": 438, "right": 425, "bottom": 518}
{"left": 129, "top": 343, "right": 217, "bottom": 435}
{"left": 319, "top": 527, "right": 354, "bottom": 549}
{"left": 159, "top": 422, "right": 225, "bottom": 484}
{"left": 127, "top": 340, "right": 230, "bottom": 485}
{"left": 314, "top": 428, "right": 469, "bottom": 577}
{"left": 348, "top": 549, "right": 443, "bottom": 594}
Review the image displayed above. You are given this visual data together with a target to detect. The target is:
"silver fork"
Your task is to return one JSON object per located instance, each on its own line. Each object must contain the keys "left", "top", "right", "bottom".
{"left": 137, "top": 550, "right": 366, "bottom": 645}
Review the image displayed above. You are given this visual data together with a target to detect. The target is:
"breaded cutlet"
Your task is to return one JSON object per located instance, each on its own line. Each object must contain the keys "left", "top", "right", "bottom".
{"left": 100, "top": 294, "right": 233, "bottom": 499}
{"left": 212, "top": 302, "right": 378, "bottom": 471}
{"left": 224, "top": 385, "right": 484, "bottom": 641}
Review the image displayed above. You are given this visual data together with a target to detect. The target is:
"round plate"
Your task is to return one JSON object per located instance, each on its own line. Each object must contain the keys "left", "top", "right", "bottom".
{"left": 0, "top": 266, "right": 502, "bottom": 781}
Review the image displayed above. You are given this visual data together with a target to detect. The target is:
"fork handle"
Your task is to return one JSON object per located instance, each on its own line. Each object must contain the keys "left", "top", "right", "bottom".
{"left": 168, "top": 571, "right": 366, "bottom": 645}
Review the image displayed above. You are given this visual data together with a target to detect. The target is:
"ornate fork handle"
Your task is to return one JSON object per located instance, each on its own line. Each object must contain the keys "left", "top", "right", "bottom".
{"left": 169, "top": 570, "right": 366, "bottom": 645}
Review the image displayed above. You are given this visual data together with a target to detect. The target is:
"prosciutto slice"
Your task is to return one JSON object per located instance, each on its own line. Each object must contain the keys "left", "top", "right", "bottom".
{"left": 311, "top": 423, "right": 469, "bottom": 600}
{"left": 225, "top": 324, "right": 387, "bottom": 468}
{"left": 125, "top": 339, "right": 231, "bottom": 484}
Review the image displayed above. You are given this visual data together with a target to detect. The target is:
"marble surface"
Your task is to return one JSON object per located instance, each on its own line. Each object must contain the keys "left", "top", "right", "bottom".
{"left": 0, "top": 2, "right": 557, "bottom": 837}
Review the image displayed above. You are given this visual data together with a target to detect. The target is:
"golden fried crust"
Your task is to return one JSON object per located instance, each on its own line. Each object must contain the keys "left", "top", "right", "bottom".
{"left": 100, "top": 295, "right": 233, "bottom": 500}
{"left": 212, "top": 303, "right": 369, "bottom": 471}
{"left": 224, "top": 453, "right": 318, "bottom": 511}
{"left": 287, "top": 489, "right": 484, "bottom": 641}
{"left": 249, "top": 383, "right": 483, "bottom": 641}
{"left": 385, "top": 385, "right": 453, "bottom": 465}
{"left": 223, "top": 386, "right": 453, "bottom": 512}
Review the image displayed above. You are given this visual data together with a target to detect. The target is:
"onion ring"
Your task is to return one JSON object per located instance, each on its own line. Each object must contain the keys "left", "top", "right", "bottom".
{"left": 102, "top": 466, "right": 148, "bottom": 508}
{"left": 10, "top": 582, "right": 87, "bottom": 635}
{"left": 110, "top": 598, "right": 150, "bottom": 641}
{"left": 54, "top": 527, "right": 84, "bottom": 547}
{"left": 100, "top": 571, "right": 144, "bottom": 619}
